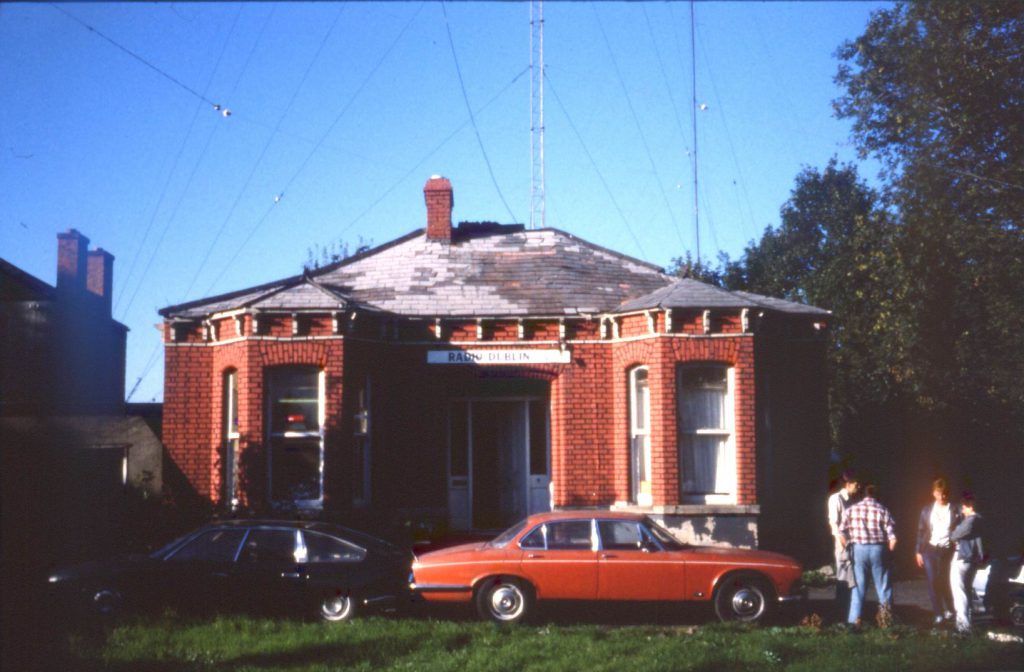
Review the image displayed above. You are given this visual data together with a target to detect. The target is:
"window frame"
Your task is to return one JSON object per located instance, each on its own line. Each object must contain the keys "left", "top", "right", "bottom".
{"left": 628, "top": 366, "right": 652, "bottom": 506}
{"left": 222, "top": 369, "right": 240, "bottom": 510}
{"left": 265, "top": 366, "right": 326, "bottom": 509}
{"left": 352, "top": 376, "right": 372, "bottom": 508}
{"left": 676, "top": 364, "right": 737, "bottom": 504}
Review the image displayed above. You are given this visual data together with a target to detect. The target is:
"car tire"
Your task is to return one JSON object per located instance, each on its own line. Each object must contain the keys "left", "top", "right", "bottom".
{"left": 1010, "top": 604, "right": 1024, "bottom": 628}
{"left": 90, "top": 587, "right": 124, "bottom": 620}
{"left": 319, "top": 589, "right": 357, "bottom": 622}
{"left": 476, "top": 577, "right": 532, "bottom": 625}
{"left": 713, "top": 573, "right": 773, "bottom": 623}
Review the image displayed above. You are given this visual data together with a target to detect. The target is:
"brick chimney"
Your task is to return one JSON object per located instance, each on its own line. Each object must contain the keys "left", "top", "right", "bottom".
{"left": 424, "top": 175, "right": 453, "bottom": 242}
{"left": 57, "top": 229, "right": 90, "bottom": 292}
{"left": 87, "top": 248, "right": 115, "bottom": 316}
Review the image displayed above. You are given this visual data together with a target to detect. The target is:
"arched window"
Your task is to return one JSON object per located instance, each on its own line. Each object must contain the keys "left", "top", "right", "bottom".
{"left": 222, "top": 369, "right": 239, "bottom": 509}
{"left": 629, "top": 366, "right": 652, "bottom": 506}
{"left": 677, "top": 365, "right": 735, "bottom": 504}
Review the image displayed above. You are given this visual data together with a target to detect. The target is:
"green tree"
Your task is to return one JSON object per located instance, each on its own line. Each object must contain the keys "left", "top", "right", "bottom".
{"left": 721, "top": 161, "right": 905, "bottom": 446}
{"left": 832, "top": 1, "right": 1024, "bottom": 548}
{"left": 834, "top": 1, "right": 1024, "bottom": 417}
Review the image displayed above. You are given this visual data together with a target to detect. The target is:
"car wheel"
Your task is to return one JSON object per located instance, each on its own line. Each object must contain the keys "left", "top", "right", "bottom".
{"left": 319, "top": 589, "right": 357, "bottom": 622}
{"left": 714, "top": 574, "right": 772, "bottom": 623}
{"left": 91, "top": 587, "right": 124, "bottom": 620}
{"left": 1010, "top": 604, "right": 1024, "bottom": 628}
{"left": 476, "top": 577, "right": 532, "bottom": 625}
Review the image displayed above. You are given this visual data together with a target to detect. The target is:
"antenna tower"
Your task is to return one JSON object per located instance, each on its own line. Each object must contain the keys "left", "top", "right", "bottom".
{"left": 690, "top": 1, "right": 700, "bottom": 264}
{"left": 529, "top": 1, "right": 545, "bottom": 230}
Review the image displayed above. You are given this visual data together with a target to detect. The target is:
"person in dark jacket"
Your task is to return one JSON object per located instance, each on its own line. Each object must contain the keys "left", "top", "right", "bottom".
{"left": 915, "top": 478, "right": 962, "bottom": 624}
{"left": 949, "top": 492, "right": 985, "bottom": 634}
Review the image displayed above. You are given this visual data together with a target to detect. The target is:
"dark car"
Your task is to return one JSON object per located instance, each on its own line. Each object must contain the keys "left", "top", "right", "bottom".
{"left": 47, "top": 520, "right": 412, "bottom": 622}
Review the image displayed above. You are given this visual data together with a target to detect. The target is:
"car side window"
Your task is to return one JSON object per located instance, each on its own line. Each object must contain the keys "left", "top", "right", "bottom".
{"left": 546, "top": 521, "right": 593, "bottom": 550}
{"left": 302, "top": 531, "right": 366, "bottom": 563}
{"left": 520, "top": 525, "right": 546, "bottom": 549}
{"left": 167, "top": 529, "right": 246, "bottom": 563}
{"left": 238, "top": 529, "right": 300, "bottom": 565}
{"left": 598, "top": 521, "right": 654, "bottom": 551}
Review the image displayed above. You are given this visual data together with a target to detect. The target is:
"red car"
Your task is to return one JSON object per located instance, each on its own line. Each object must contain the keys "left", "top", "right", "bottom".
{"left": 411, "top": 511, "right": 804, "bottom": 624}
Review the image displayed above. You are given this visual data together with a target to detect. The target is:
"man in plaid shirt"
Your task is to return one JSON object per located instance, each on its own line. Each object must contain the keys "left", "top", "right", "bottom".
{"left": 840, "top": 484, "right": 897, "bottom": 625}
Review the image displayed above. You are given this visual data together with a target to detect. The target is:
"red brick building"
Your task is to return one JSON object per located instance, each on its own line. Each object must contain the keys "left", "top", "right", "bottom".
{"left": 160, "top": 177, "right": 830, "bottom": 556}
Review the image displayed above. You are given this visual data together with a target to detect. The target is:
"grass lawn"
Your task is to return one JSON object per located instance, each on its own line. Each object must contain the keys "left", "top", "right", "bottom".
{"left": 52, "top": 611, "right": 1024, "bottom": 672}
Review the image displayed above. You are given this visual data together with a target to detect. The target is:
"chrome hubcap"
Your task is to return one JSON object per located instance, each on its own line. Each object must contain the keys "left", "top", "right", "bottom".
{"left": 731, "top": 587, "right": 764, "bottom": 619}
{"left": 489, "top": 585, "right": 524, "bottom": 620}
{"left": 322, "top": 595, "right": 351, "bottom": 620}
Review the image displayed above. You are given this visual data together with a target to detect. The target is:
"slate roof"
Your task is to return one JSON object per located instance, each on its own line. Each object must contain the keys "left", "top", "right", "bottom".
{"left": 1, "top": 257, "right": 56, "bottom": 301}
{"left": 160, "top": 225, "right": 828, "bottom": 319}
{"left": 616, "top": 278, "right": 830, "bottom": 316}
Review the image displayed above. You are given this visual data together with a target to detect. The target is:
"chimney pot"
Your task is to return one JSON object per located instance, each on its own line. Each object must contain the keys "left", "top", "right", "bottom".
{"left": 57, "top": 229, "right": 90, "bottom": 292}
{"left": 424, "top": 176, "right": 453, "bottom": 242}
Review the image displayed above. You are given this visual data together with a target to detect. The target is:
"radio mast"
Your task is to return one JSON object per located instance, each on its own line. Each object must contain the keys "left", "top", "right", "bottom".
{"left": 529, "top": 1, "right": 545, "bottom": 230}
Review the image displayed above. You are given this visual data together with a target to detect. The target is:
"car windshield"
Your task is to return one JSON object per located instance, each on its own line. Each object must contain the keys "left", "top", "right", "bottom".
{"left": 487, "top": 519, "right": 529, "bottom": 548}
{"left": 150, "top": 529, "right": 205, "bottom": 559}
{"left": 643, "top": 517, "right": 686, "bottom": 550}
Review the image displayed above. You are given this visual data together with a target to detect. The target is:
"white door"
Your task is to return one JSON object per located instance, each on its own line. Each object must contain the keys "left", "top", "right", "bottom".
{"left": 448, "top": 398, "right": 550, "bottom": 530}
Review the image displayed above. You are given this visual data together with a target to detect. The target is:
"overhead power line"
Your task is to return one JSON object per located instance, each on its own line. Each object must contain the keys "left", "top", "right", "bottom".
{"left": 50, "top": 3, "right": 231, "bottom": 116}
{"left": 117, "top": 5, "right": 245, "bottom": 319}
{"left": 441, "top": 1, "right": 520, "bottom": 225}
{"left": 182, "top": 4, "right": 348, "bottom": 301}
{"left": 545, "top": 73, "right": 649, "bottom": 261}
{"left": 202, "top": 3, "right": 429, "bottom": 297}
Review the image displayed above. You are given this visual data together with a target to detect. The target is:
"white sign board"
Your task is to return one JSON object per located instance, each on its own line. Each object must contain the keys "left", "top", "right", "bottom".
{"left": 427, "top": 349, "right": 570, "bottom": 365}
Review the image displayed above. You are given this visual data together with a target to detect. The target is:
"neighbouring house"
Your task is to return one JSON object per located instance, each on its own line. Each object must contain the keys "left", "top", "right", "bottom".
{"left": 159, "top": 177, "right": 831, "bottom": 558}
{"left": 2, "top": 232, "right": 165, "bottom": 668}
{"left": 1, "top": 229, "right": 127, "bottom": 416}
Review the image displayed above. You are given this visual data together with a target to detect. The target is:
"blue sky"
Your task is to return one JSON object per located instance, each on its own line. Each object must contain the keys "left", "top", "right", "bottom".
{"left": 0, "top": 2, "right": 886, "bottom": 403}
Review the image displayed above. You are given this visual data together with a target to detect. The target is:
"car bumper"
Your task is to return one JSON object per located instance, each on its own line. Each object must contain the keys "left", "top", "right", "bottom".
{"left": 778, "top": 584, "right": 808, "bottom": 603}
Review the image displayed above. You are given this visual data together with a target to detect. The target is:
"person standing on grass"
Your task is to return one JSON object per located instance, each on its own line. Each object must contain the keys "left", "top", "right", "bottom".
{"left": 949, "top": 492, "right": 985, "bottom": 635}
{"left": 915, "top": 477, "right": 961, "bottom": 625}
{"left": 840, "top": 484, "right": 897, "bottom": 626}
{"left": 828, "top": 470, "right": 860, "bottom": 619}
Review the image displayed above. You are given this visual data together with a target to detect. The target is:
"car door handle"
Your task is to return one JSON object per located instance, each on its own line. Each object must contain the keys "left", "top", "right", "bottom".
{"left": 281, "top": 571, "right": 304, "bottom": 579}
{"left": 526, "top": 553, "right": 544, "bottom": 559}
{"left": 600, "top": 553, "right": 617, "bottom": 559}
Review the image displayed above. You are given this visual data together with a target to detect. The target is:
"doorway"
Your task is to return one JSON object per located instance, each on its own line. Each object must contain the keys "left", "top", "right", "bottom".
{"left": 448, "top": 397, "right": 550, "bottom": 530}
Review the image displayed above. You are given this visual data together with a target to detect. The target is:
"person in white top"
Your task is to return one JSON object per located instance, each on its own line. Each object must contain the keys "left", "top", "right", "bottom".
{"left": 827, "top": 470, "right": 859, "bottom": 620}
{"left": 915, "top": 478, "right": 962, "bottom": 625}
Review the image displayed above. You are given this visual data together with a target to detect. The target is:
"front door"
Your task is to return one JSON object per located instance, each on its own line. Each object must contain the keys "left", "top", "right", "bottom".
{"left": 448, "top": 398, "right": 550, "bottom": 531}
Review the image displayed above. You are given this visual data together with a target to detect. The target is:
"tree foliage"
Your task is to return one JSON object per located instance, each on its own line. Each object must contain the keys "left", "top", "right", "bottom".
{"left": 720, "top": 161, "right": 905, "bottom": 442}
{"left": 834, "top": 1, "right": 1024, "bottom": 420}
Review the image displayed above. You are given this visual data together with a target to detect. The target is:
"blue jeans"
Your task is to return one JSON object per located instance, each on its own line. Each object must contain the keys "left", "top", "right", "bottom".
{"left": 922, "top": 545, "right": 954, "bottom": 616}
{"left": 849, "top": 543, "right": 893, "bottom": 623}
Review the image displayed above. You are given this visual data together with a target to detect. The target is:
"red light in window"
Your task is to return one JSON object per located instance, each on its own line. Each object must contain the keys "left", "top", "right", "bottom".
{"left": 287, "top": 414, "right": 305, "bottom": 423}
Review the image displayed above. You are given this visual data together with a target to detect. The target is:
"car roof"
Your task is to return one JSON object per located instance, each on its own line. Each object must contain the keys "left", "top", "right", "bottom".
{"left": 206, "top": 518, "right": 406, "bottom": 554}
{"left": 525, "top": 510, "right": 647, "bottom": 525}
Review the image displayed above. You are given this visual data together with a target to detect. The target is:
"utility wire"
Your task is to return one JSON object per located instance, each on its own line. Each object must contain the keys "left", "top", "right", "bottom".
{"left": 694, "top": 16, "right": 757, "bottom": 240}
{"left": 130, "top": 5, "right": 278, "bottom": 313}
{"left": 211, "top": 66, "right": 530, "bottom": 296}
{"left": 590, "top": 3, "right": 684, "bottom": 252}
{"left": 640, "top": 4, "right": 694, "bottom": 204}
{"left": 271, "top": 2, "right": 427, "bottom": 211}
{"left": 441, "top": 1, "right": 519, "bottom": 224}
{"left": 202, "top": 3, "right": 429, "bottom": 295}
{"left": 545, "top": 72, "right": 649, "bottom": 261}
{"left": 117, "top": 5, "right": 244, "bottom": 318}
{"left": 50, "top": 4, "right": 226, "bottom": 112}
{"left": 336, "top": 66, "right": 531, "bottom": 238}
{"left": 182, "top": 5, "right": 348, "bottom": 301}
